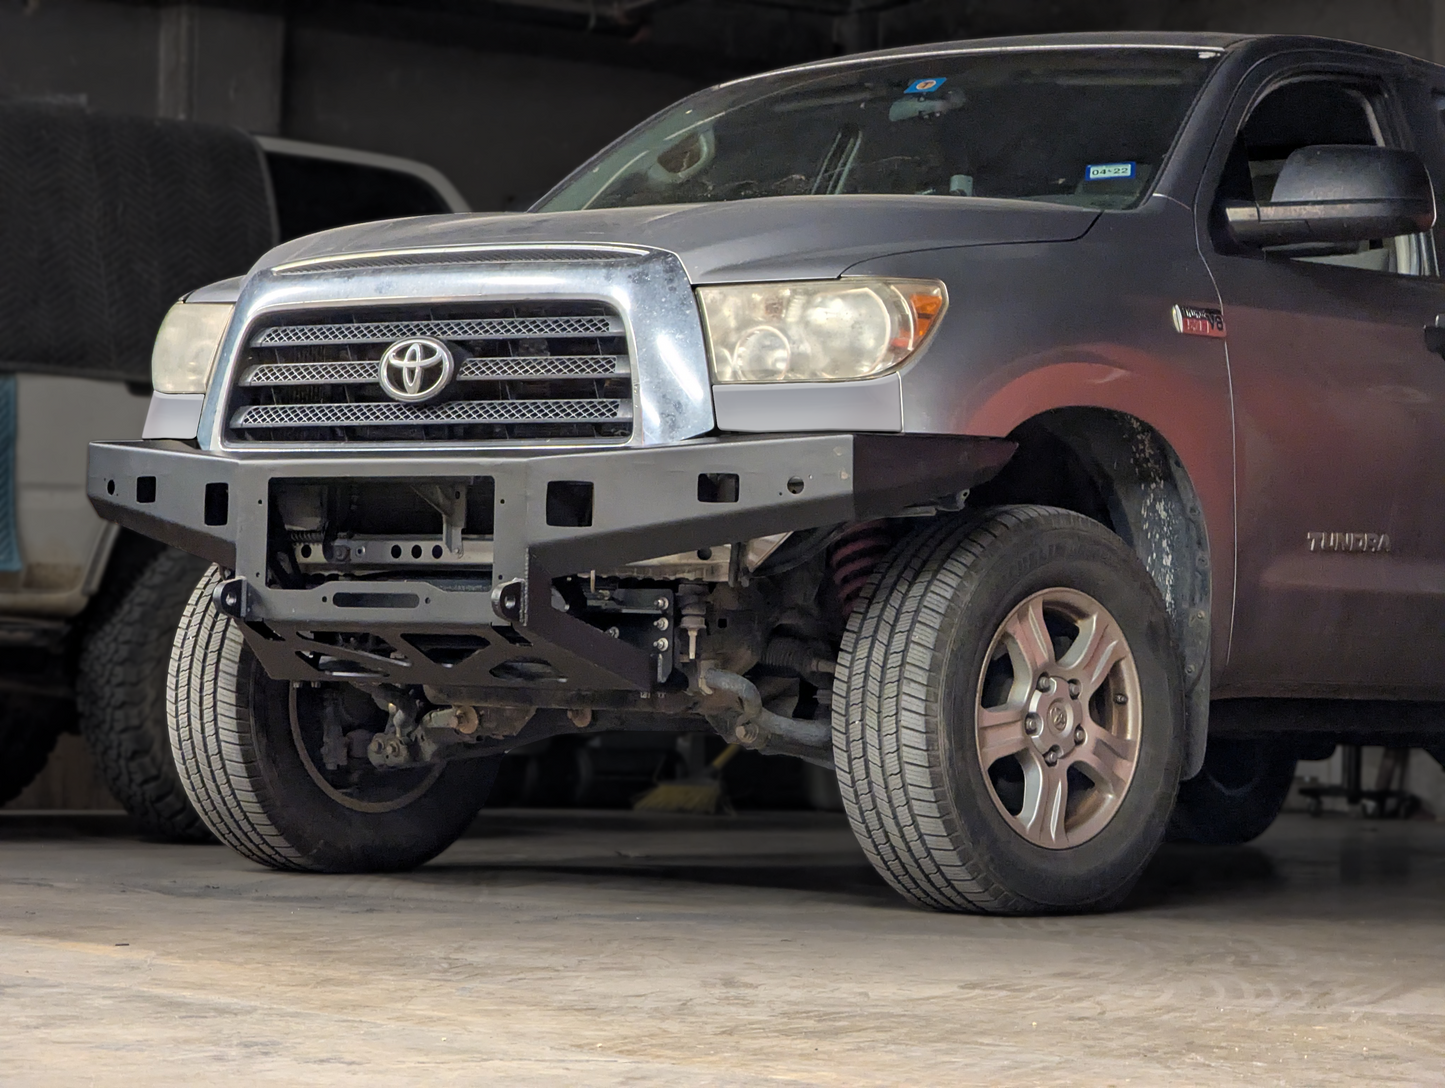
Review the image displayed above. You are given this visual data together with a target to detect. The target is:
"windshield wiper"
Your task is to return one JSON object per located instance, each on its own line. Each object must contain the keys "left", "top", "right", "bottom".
{"left": 812, "top": 123, "right": 862, "bottom": 196}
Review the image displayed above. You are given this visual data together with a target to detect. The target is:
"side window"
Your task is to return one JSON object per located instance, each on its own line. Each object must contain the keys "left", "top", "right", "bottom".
{"left": 1215, "top": 79, "right": 1434, "bottom": 277}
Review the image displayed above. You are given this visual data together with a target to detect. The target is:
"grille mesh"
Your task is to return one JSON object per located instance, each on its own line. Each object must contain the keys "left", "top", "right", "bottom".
{"left": 227, "top": 301, "right": 633, "bottom": 444}
{"left": 459, "top": 355, "right": 621, "bottom": 379}
{"left": 252, "top": 316, "right": 619, "bottom": 347}
{"left": 242, "top": 355, "right": 622, "bottom": 386}
{"left": 232, "top": 399, "right": 628, "bottom": 429}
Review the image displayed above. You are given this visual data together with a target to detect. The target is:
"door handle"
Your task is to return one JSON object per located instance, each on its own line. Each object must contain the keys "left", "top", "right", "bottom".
{"left": 1425, "top": 316, "right": 1445, "bottom": 357}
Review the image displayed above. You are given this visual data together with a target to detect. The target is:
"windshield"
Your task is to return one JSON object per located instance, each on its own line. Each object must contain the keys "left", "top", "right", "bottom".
{"left": 538, "top": 48, "right": 1220, "bottom": 213}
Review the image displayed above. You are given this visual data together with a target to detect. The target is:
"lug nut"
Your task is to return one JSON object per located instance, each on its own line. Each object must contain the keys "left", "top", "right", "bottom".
{"left": 1024, "top": 713, "right": 1042, "bottom": 736}
{"left": 1114, "top": 692, "right": 1128, "bottom": 705}
{"left": 1074, "top": 726, "right": 1086, "bottom": 745}
{"left": 1044, "top": 747, "right": 1060, "bottom": 767}
{"left": 1036, "top": 674, "right": 1052, "bottom": 693}
{"left": 1068, "top": 678, "right": 1080, "bottom": 698}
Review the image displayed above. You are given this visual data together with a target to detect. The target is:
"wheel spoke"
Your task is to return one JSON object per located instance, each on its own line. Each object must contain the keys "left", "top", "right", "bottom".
{"left": 1020, "top": 756, "right": 1069, "bottom": 847}
{"left": 1072, "top": 727, "right": 1138, "bottom": 796}
{"left": 976, "top": 705, "right": 1030, "bottom": 765}
{"left": 1005, "top": 595, "right": 1054, "bottom": 676}
{"left": 1059, "top": 611, "right": 1128, "bottom": 697}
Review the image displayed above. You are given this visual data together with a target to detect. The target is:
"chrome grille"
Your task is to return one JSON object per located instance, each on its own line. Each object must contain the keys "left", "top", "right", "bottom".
{"left": 251, "top": 315, "right": 620, "bottom": 347}
{"left": 226, "top": 300, "right": 633, "bottom": 444}
{"left": 241, "top": 355, "right": 625, "bottom": 387}
{"left": 232, "top": 399, "right": 629, "bottom": 429}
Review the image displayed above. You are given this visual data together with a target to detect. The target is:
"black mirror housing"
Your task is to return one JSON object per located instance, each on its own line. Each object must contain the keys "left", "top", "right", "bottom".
{"left": 1224, "top": 145, "right": 1436, "bottom": 249}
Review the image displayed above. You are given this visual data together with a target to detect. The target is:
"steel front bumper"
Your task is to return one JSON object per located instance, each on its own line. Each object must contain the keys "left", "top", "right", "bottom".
{"left": 88, "top": 434, "right": 1014, "bottom": 690}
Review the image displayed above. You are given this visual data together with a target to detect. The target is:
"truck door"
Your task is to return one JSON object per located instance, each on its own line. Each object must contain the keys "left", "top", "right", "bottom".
{"left": 1202, "top": 68, "right": 1445, "bottom": 695}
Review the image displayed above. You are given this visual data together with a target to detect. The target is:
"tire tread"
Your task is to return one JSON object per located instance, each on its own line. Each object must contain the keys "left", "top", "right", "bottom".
{"left": 167, "top": 566, "right": 304, "bottom": 869}
{"left": 78, "top": 547, "right": 211, "bottom": 841}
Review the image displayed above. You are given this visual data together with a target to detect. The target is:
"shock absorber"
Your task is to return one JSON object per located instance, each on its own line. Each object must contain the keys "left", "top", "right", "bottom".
{"left": 828, "top": 520, "right": 893, "bottom": 618}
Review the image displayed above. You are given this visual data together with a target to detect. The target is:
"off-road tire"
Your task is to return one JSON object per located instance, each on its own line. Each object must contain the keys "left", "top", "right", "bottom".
{"left": 78, "top": 546, "right": 212, "bottom": 840}
{"left": 168, "top": 565, "right": 497, "bottom": 872}
{"left": 1168, "top": 737, "right": 1297, "bottom": 845}
{"left": 834, "top": 505, "right": 1185, "bottom": 914}
{"left": 0, "top": 693, "right": 68, "bottom": 806}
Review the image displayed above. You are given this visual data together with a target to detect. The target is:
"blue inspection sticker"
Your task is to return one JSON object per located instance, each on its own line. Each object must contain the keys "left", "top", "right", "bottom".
{"left": 904, "top": 77, "right": 947, "bottom": 94}
{"left": 1086, "top": 162, "right": 1136, "bottom": 181}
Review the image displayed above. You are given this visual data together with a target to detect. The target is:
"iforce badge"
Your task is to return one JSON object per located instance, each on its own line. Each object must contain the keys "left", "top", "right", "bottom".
{"left": 1171, "top": 304, "right": 1226, "bottom": 338}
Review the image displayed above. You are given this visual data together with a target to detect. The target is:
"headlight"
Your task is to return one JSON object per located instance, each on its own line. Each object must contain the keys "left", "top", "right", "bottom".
{"left": 698, "top": 278, "right": 946, "bottom": 384}
{"left": 151, "top": 301, "right": 233, "bottom": 394}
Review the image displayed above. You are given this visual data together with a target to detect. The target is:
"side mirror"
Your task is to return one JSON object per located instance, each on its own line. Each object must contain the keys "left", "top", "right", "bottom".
{"left": 1223, "top": 145, "right": 1436, "bottom": 249}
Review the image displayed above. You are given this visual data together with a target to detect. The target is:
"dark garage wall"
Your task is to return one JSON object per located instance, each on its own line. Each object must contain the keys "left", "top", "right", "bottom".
{"left": 867, "top": 0, "right": 1441, "bottom": 61}
{"left": 282, "top": 27, "right": 704, "bottom": 210}
{"left": 0, "top": 0, "right": 159, "bottom": 116}
{"left": 3, "top": 0, "right": 1445, "bottom": 210}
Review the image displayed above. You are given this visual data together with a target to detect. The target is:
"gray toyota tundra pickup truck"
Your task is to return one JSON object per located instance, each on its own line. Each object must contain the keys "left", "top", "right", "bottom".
{"left": 88, "top": 31, "right": 1445, "bottom": 913}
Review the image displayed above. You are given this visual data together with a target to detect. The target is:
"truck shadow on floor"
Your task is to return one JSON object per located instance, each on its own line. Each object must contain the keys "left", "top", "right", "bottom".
{"left": 1122, "top": 843, "right": 1281, "bottom": 910}
{"left": 421, "top": 846, "right": 1280, "bottom": 912}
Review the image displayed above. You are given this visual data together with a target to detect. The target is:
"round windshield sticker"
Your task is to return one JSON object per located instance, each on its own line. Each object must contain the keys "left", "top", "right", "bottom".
{"left": 905, "top": 78, "right": 946, "bottom": 94}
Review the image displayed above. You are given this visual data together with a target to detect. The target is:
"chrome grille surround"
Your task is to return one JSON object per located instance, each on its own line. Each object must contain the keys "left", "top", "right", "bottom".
{"left": 200, "top": 244, "right": 715, "bottom": 451}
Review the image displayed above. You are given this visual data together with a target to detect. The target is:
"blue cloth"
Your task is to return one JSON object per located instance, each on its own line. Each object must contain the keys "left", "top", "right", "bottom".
{"left": 0, "top": 375, "right": 22, "bottom": 572}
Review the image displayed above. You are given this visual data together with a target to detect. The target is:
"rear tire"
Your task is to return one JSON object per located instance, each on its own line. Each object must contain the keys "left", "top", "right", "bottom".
{"left": 0, "top": 693, "right": 67, "bottom": 806}
{"left": 78, "top": 547, "right": 212, "bottom": 841}
{"left": 1168, "top": 736, "right": 1297, "bottom": 845}
{"left": 834, "top": 506, "right": 1185, "bottom": 914}
{"left": 168, "top": 566, "right": 497, "bottom": 872}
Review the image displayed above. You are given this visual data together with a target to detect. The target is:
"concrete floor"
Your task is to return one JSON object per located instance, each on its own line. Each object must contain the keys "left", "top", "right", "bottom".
{"left": 2, "top": 811, "right": 1443, "bottom": 1086}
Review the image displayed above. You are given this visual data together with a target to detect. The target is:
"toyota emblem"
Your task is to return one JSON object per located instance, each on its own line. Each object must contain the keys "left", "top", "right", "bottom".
{"left": 378, "top": 336, "right": 455, "bottom": 402}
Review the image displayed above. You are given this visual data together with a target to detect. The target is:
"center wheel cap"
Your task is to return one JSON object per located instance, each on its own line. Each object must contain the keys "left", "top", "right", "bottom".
{"left": 1027, "top": 683, "right": 1080, "bottom": 756}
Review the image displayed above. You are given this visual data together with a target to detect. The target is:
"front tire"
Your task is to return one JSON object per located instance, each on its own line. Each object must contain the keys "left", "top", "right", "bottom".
{"left": 834, "top": 506, "right": 1185, "bottom": 914}
{"left": 168, "top": 566, "right": 497, "bottom": 872}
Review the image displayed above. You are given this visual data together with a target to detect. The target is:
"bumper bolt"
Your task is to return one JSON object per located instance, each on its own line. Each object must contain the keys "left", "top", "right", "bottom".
{"left": 491, "top": 579, "right": 525, "bottom": 623}
{"left": 654, "top": 596, "right": 669, "bottom": 611}
{"left": 653, "top": 637, "right": 670, "bottom": 653}
{"left": 1024, "top": 713, "right": 1042, "bottom": 736}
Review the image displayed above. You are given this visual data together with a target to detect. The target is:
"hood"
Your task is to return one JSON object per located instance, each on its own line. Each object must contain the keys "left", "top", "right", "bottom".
{"left": 255, "top": 196, "right": 1100, "bottom": 284}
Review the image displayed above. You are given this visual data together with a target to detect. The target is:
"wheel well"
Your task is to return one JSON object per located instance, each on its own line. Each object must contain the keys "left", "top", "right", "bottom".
{"left": 970, "top": 408, "right": 1212, "bottom": 777}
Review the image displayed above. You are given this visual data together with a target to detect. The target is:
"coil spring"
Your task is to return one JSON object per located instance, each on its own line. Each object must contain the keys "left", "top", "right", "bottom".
{"left": 828, "top": 520, "right": 892, "bottom": 618}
